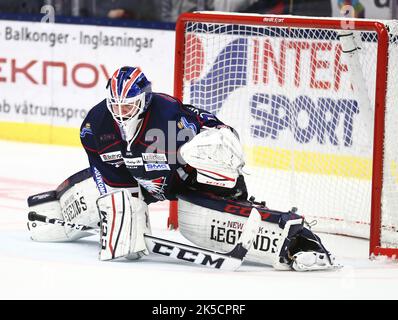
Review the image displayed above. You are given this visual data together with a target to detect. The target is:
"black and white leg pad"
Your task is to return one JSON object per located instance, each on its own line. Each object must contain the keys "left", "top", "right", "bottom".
{"left": 27, "top": 168, "right": 101, "bottom": 242}
{"left": 177, "top": 192, "right": 342, "bottom": 271}
{"left": 96, "top": 189, "right": 151, "bottom": 261}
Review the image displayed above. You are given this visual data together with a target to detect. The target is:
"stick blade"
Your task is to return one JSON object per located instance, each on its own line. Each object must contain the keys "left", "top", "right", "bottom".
{"left": 239, "top": 208, "right": 261, "bottom": 249}
{"left": 227, "top": 208, "right": 261, "bottom": 260}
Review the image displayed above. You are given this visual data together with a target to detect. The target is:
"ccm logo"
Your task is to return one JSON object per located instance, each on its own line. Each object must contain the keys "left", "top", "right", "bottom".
{"left": 99, "top": 210, "right": 108, "bottom": 250}
{"left": 151, "top": 241, "right": 225, "bottom": 269}
{"left": 224, "top": 204, "right": 252, "bottom": 216}
{"left": 224, "top": 204, "right": 270, "bottom": 220}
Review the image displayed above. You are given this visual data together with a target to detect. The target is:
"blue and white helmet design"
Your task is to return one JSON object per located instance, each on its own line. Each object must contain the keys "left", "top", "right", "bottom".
{"left": 106, "top": 66, "right": 152, "bottom": 141}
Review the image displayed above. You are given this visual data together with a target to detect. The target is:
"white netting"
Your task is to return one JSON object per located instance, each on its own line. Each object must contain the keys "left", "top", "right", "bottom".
{"left": 180, "top": 16, "right": 398, "bottom": 248}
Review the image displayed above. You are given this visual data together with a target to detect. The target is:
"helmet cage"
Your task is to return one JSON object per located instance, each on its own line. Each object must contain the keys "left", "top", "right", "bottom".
{"left": 106, "top": 92, "right": 146, "bottom": 141}
{"left": 106, "top": 66, "right": 152, "bottom": 141}
{"left": 106, "top": 92, "right": 145, "bottom": 123}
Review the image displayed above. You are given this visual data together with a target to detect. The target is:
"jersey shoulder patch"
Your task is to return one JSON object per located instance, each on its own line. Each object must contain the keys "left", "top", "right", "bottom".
{"left": 80, "top": 100, "right": 121, "bottom": 151}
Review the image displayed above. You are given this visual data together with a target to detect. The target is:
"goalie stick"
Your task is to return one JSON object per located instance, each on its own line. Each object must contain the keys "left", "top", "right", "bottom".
{"left": 28, "top": 209, "right": 260, "bottom": 271}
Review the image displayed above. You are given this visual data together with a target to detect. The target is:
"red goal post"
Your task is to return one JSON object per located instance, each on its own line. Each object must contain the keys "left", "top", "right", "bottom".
{"left": 168, "top": 12, "right": 398, "bottom": 258}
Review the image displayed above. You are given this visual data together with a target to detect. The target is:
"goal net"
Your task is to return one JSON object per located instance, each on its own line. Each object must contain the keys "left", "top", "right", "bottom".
{"left": 170, "top": 12, "right": 398, "bottom": 257}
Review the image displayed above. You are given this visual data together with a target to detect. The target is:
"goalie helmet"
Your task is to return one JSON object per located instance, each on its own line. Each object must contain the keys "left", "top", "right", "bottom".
{"left": 106, "top": 66, "right": 152, "bottom": 141}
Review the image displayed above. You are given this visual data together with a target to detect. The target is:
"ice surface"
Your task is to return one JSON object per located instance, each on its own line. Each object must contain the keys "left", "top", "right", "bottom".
{"left": 0, "top": 140, "right": 398, "bottom": 300}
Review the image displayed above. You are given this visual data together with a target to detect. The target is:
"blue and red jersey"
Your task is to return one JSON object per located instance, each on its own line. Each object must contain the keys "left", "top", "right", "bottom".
{"left": 80, "top": 93, "right": 229, "bottom": 204}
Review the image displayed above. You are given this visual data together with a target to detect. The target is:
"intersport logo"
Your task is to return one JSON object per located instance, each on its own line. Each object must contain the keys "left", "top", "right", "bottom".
{"left": 186, "top": 34, "right": 364, "bottom": 147}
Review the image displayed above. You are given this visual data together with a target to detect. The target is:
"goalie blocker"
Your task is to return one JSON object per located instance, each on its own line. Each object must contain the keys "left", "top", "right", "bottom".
{"left": 177, "top": 190, "right": 341, "bottom": 271}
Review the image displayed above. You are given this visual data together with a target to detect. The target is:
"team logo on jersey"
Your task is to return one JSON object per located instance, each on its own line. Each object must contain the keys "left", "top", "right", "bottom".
{"left": 144, "top": 163, "right": 170, "bottom": 172}
{"left": 178, "top": 116, "right": 197, "bottom": 134}
{"left": 142, "top": 153, "right": 167, "bottom": 162}
{"left": 135, "top": 176, "right": 167, "bottom": 201}
{"left": 80, "top": 123, "right": 93, "bottom": 137}
{"left": 124, "top": 157, "right": 143, "bottom": 168}
{"left": 100, "top": 151, "right": 122, "bottom": 162}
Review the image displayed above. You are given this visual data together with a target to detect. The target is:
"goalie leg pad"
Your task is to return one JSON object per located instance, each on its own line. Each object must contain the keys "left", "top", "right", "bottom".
{"left": 177, "top": 191, "right": 341, "bottom": 271}
{"left": 178, "top": 198, "right": 285, "bottom": 266}
{"left": 97, "top": 189, "right": 151, "bottom": 261}
{"left": 27, "top": 169, "right": 101, "bottom": 242}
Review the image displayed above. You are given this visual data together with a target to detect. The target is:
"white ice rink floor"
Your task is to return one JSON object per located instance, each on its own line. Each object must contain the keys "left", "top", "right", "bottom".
{"left": 1, "top": 140, "right": 398, "bottom": 300}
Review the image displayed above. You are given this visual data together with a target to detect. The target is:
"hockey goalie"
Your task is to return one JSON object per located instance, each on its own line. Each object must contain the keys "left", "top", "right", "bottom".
{"left": 27, "top": 66, "right": 341, "bottom": 271}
